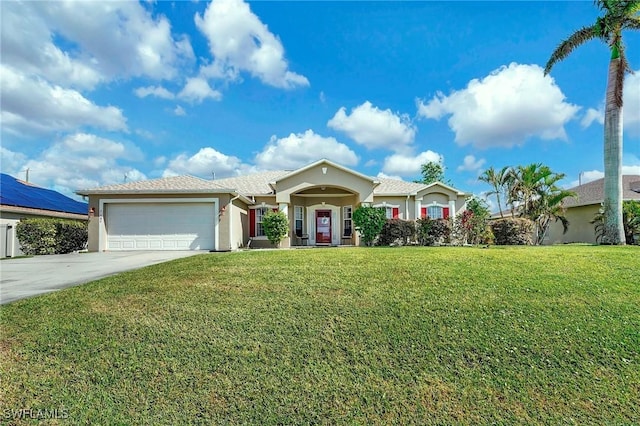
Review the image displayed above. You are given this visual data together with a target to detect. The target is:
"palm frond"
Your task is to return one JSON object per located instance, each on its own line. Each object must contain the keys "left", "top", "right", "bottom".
{"left": 545, "top": 25, "right": 600, "bottom": 75}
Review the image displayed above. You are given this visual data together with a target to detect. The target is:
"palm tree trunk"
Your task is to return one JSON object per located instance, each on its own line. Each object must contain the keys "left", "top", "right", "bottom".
{"left": 602, "top": 57, "right": 625, "bottom": 245}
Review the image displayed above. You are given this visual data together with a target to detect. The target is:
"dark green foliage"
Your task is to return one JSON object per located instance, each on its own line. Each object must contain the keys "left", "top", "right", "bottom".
{"left": 376, "top": 219, "right": 415, "bottom": 246}
{"left": 593, "top": 200, "right": 640, "bottom": 245}
{"left": 490, "top": 217, "right": 534, "bottom": 245}
{"left": 416, "top": 161, "right": 446, "bottom": 184}
{"left": 15, "top": 219, "right": 57, "bottom": 255}
{"left": 353, "top": 205, "right": 387, "bottom": 246}
{"left": 416, "top": 217, "right": 451, "bottom": 246}
{"left": 16, "top": 218, "right": 88, "bottom": 255}
{"left": 54, "top": 220, "right": 89, "bottom": 254}
{"left": 262, "top": 210, "right": 289, "bottom": 247}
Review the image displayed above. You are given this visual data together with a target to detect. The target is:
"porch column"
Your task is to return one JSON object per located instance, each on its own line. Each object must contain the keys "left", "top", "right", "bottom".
{"left": 415, "top": 199, "right": 422, "bottom": 219}
{"left": 449, "top": 199, "right": 456, "bottom": 219}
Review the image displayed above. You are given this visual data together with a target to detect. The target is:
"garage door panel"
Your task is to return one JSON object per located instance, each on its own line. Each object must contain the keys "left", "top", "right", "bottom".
{"left": 107, "top": 203, "right": 215, "bottom": 251}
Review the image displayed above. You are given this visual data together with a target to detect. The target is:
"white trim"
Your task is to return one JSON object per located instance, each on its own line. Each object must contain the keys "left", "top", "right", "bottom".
{"left": 98, "top": 197, "right": 219, "bottom": 252}
{"left": 373, "top": 203, "right": 400, "bottom": 219}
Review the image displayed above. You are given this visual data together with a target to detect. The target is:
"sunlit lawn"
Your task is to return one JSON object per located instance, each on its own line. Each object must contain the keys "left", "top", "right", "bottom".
{"left": 1, "top": 246, "right": 638, "bottom": 424}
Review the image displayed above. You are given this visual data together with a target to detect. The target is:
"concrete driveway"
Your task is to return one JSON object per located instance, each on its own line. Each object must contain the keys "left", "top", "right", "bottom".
{"left": 0, "top": 251, "right": 206, "bottom": 305}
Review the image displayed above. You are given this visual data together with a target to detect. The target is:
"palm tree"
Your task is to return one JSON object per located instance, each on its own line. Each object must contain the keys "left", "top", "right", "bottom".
{"left": 479, "top": 166, "right": 511, "bottom": 218}
{"left": 544, "top": 0, "right": 640, "bottom": 245}
{"left": 510, "top": 163, "right": 576, "bottom": 244}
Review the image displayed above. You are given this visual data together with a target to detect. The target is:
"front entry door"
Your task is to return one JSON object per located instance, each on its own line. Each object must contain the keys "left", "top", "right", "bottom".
{"left": 316, "top": 210, "right": 332, "bottom": 244}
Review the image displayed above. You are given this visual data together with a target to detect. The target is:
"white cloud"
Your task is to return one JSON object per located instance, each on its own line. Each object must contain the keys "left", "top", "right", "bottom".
{"left": 0, "top": 1, "right": 193, "bottom": 89}
{"left": 178, "top": 77, "right": 222, "bottom": 103}
{"left": 195, "top": 0, "right": 309, "bottom": 89}
{"left": 173, "top": 106, "right": 187, "bottom": 116}
{"left": 0, "top": 1, "right": 103, "bottom": 89}
{"left": 417, "top": 63, "right": 579, "bottom": 149}
{"left": 134, "top": 86, "right": 175, "bottom": 100}
{"left": 457, "top": 155, "right": 486, "bottom": 173}
{"left": 163, "top": 147, "right": 245, "bottom": 179}
{"left": 581, "top": 107, "right": 604, "bottom": 128}
{"left": 255, "top": 130, "right": 358, "bottom": 169}
{"left": 568, "top": 164, "right": 640, "bottom": 187}
{"left": 0, "top": 65, "right": 127, "bottom": 136}
{"left": 0, "top": 133, "right": 146, "bottom": 198}
{"left": 0, "top": 147, "right": 27, "bottom": 176}
{"left": 382, "top": 150, "right": 442, "bottom": 177}
{"left": 327, "top": 101, "right": 416, "bottom": 150}
{"left": 579, "top": 71, "right": 640, "bottom": 137}
{"left": 376, "top": 172, "right": 403, "bottom": 181}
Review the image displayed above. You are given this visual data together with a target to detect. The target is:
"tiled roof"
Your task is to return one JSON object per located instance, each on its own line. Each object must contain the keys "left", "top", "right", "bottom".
{"left": 77, "top": 167, "right": 469, "bottom": 199}
{"left": 211, "top": 170, "right": 291, "bottom": 195}
{"left": 564, "top": 175, "right": 640, "bottom": 207}
{"left": 77, "top": 175, "right": 225, "bottom": 194}
{"left": 374, "top": 177, "right": 426, "bottom": 194}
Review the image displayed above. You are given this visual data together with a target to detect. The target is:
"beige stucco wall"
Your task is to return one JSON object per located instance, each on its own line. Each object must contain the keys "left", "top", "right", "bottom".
{"left": 275, "top": 163, "right": 375, "bottom": 204}
{"left": 545, "top": 204, "right": 600, "bottom": 245}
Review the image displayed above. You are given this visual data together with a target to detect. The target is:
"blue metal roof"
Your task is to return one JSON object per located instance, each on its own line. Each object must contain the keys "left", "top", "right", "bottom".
{"left": 0, "top": 173, "right": 87, "bottom": 215}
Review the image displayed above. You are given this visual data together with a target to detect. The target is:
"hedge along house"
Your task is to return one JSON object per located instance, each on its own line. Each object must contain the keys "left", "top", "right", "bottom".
{"left": 1, "top": 173, "right": 88, "bottom": 257}
{"left": 77, "top": 159, "right": 470, "bottom": 252}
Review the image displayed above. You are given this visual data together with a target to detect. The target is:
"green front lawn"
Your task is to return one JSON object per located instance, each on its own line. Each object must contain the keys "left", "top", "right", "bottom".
{"left": 1, "top": 246, "right": 638, "bottom": 424}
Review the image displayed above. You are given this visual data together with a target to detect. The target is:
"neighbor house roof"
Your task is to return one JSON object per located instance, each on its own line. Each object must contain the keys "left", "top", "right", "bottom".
{"left": 563, "top": 175, "right": 640, "bottom": 208}
{"left": 1, "top": 173, "right": 87, "bottom": 216}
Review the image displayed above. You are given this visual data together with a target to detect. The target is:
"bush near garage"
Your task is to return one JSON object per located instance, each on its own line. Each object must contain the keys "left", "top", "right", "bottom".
{"left": 16, "top": 218, "right": 87, "bottom": 255}
{"left": 262, "top": 210, "right": 289, "bottom": 247}
{"left": 490, "top": 217, "right": 534, "bottom": 245}
{"left": 376, "top": 219, "right": 416, "bottom": 246}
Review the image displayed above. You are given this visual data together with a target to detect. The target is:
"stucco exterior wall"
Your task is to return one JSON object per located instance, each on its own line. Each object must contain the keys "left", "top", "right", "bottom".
{"left": 545, "top": 204, "right": 600, "bottom": 245}
{"left": 275, "top": 163, "right": 375, "bottom": 204}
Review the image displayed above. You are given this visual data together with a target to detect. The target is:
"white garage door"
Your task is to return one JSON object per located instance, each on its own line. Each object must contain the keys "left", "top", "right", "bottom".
{"left": 106, "top": 203, "right": 215, "bottom": 251}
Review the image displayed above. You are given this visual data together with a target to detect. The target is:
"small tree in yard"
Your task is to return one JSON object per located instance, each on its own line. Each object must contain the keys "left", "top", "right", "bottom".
{"left": 353, "top": 205, "right": 386, "bottom": 246}
{"left": 262, "top": 210, "right": 289, "bottom": 247}
{"left": 453, "top": 196, "right": 492, "bottom": 245}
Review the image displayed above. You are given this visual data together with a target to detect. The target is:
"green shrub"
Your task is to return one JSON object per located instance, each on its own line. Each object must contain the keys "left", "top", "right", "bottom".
{"left": 16, "top": 218, "right": 87, "bottom": 255}
{"left": 416, "top": 217, "right": 451, "bottom": 246}
{"left": 353, "top": 206, "right": 387, "bottom": 246}
{"left": 262, "top": 210, "right": 289, "bottom": 247}
{"left": 377, "top": 219, "right": 415, "bottom": 246}
{"left": 55, "top": 221, "right": 89, "bottom": 253}
{"left": 490, "top": 217, "right": 534, "bottom": 245}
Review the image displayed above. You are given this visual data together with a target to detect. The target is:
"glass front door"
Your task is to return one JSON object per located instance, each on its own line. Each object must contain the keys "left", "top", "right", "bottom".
{"left": 315, "top": 210, "right": 332, "bottom": 244}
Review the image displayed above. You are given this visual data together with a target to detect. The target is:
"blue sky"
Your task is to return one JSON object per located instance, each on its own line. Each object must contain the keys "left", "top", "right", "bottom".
{"left": 1, "top": 0, "right": 639, "bottom": 204}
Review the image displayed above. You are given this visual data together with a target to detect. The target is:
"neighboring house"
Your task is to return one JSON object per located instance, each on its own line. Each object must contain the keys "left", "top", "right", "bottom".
{"left": 77, "top": 159, "right": 470, "bottom": 252}
{"left": 545, "top": 175, "right": 640, "bottom": 245}
{"left": 0, "top": 173, "right": 88, "bottom": 257}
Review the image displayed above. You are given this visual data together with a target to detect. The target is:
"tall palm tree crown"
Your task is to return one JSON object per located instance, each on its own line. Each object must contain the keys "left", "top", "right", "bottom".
{"left": 545, "top": 0, "right": 640, "bottom": 245}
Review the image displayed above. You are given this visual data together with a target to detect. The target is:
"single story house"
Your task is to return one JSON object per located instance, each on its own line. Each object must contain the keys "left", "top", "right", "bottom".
{"left": 544, "top": 175, "right": 640, "bottom": 245}
{"left": 0, "top": 173, "right": 88, "bottom": 257}
{"left": 77, "top": 159, "right": 470, "bottom": 251}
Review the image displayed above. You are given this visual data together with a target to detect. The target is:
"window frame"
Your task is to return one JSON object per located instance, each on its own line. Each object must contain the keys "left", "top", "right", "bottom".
{"left": 343, "top": 205, "right": 353, "bottom": 237}
{"left": 294, "top": 205, "right": 304, "bottom": 237}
